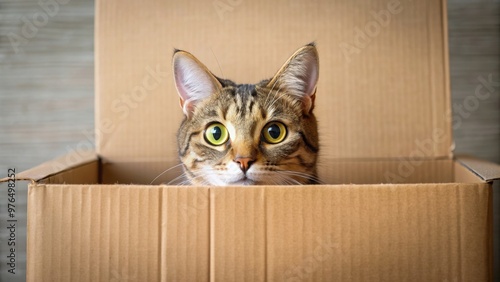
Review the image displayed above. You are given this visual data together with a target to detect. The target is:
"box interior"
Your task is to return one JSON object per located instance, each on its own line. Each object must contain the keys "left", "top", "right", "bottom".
{"left": 37, "top": 156, "right": 485, "bottom": 185}
{"left": 96, "top": 0, "right": 452, "bottom": 172}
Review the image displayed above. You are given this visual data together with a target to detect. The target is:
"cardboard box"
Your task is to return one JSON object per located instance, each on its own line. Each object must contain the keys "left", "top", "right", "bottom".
{"left": 2, "top": 0, "right": 500, "bottom": 280}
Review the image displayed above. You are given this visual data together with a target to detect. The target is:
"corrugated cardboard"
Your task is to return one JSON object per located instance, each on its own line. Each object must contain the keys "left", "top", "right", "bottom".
{"left": 1, "top": 0, "right": 500, "bottom": 280}
{"left": 96, "top": 0, "right": 452, "bottom": 167}
{"left": 17, "top": 161, "right": 495, "bottom": 281}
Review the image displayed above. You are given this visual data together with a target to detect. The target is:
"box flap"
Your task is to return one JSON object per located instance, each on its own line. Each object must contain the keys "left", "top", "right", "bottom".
{"left": 0, "top": 150, "right": 99, "bottom": 183}
{"left": 456, "top": 155, "right": 500, "bottom": 182}
{"left": 96, "top": 0, "right": 452, "bottom": 163}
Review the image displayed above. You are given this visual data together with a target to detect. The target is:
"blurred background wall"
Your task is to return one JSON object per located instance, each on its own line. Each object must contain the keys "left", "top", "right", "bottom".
{"left": 0, "top": 0, "right": 498, "bottom": 281}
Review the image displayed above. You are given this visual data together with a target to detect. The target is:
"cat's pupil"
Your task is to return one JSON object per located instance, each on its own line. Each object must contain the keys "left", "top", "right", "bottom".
{"left": 212, "top": 126, "right": 222, "bottom": 140}
{"left": 268, "top": 125, "right": 281, "bottom": 139}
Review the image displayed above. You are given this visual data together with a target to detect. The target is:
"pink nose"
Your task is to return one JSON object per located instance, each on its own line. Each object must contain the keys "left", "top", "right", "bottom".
{"left": 234, "top": 157, "right": 255, "bottom": 172}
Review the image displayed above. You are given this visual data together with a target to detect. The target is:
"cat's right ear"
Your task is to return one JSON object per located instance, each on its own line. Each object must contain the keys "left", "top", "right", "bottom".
{"left": 266, "top": 43, "right": 319, "bottom": 115}
{"left": 172, "top": 50, "right": 222, "bottom": 118}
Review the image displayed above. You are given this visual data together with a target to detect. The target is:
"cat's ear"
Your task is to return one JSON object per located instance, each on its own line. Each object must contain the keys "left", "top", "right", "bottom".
{"left": 267, "top": 43, "right": 319, "bottom": 114}
{"left": 172, "top": 50, "right": 222, "bottom": 117}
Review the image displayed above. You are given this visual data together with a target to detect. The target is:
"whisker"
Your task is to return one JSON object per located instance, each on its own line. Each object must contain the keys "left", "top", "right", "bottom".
{"left": 149, "top": 163, "right": 185, "bottom": 185}
{"left": 267, "top": 89, "right": 291, "bottom": 112}
{"left": 166, "top": 172, "right": 189, "bottom": 185}
{"left": 264, "top": 74, "right": 280, "bottom": 105}
{"left": 252, "top": 170, "right": 304, "bottom": 186}
{"left": 278, "top": 175, "right": 300, "bottom": 186}
{"left": 179, "top": 171, "right": 220, "bottom": 186}
{"left": 264, "top": 66, "right": 288, "bottom": 107}
{"left": 282, "top": 171, "right": 324, "bottom": 184}
{"left": 265, "top": 62, "right": 302, "bottom": 111}
{"left": 276, "top": 170, "right": 325, "bottom": 184}
{"left": 210, "top": 47, "right": 225, "bottom": 78}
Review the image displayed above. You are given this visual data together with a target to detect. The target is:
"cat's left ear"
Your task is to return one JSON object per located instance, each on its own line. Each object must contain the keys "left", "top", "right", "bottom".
{"left": 267, "top": 43, "right": 319, "bottom": 114}
{"left": 172, "top": 50, "right": 222, "bottom": 118}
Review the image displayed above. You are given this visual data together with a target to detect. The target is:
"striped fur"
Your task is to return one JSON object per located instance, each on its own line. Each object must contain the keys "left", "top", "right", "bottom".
{"left": 173, "top": 43, "right": 319, "bottom": 185}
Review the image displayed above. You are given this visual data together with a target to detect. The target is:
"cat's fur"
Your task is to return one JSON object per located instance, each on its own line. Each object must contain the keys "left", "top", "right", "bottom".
{"left": 172, "top": 43, "right": 319, "bottom": 185}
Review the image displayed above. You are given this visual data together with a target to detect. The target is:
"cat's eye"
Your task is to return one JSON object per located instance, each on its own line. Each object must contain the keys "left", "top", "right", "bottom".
{"left": 204, "top": 123, "right": 229, "bottom": 146}
{"left": 262, "top": 122, "right": 287, "bottom": 144}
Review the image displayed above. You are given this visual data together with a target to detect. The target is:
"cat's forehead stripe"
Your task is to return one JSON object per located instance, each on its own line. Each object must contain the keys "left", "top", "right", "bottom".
{"left": 229, "top": 84, "right": 258, "bottom": 117}
{"left": 236, "top": 84, "right": 256, "bottom": 95}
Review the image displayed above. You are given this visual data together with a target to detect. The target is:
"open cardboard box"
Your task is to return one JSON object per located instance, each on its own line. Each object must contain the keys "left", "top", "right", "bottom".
{"left": 2, "top": 0, "right": 500, "bottom": 280}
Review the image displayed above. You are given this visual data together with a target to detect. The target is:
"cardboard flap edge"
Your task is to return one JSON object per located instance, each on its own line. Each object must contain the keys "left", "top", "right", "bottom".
{"left": 1, "top": 150, "right": 99, "bottom": 183}
{"left": 456, "top": 155, "right": 500, "bottom": 182}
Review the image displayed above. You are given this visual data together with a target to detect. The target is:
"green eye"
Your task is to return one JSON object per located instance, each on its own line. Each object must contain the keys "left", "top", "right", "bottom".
{"left": 262, "top": 122, "right": 287, "bottom": 144}
{"left": 204, "top": 123, "right": 229, "bottom": 146}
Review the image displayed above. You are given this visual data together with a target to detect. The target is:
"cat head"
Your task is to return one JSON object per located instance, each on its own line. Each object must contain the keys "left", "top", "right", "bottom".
{"left": 172, "top": 43, "right": 319, "bottom": 185}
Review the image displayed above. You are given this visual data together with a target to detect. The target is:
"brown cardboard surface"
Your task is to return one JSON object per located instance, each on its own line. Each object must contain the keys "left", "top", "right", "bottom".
{"left": 27, "top": 184, "right": 210, "bottom": 281}
{"left": 211, "top": 184, "right": 492, "bottom": 281}
{"left": 96, "top": 0, "right": 452, "bottom": 163}
{"left": 320, "top": 158, "right": 454, "bottom": 184}
{"left": 0, "top": 150, "right": 98, "bottom": 182}
{"left": 101, "top": 161, "right": 182, "bottom": 185}
{"left": 27, "top": 182, "right": 492, "bottom": 281}
{"left": 41, "top": 161, "right": 99, "bottom": 185}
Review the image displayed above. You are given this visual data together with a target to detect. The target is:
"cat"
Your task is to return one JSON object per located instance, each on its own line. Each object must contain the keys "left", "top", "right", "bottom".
{"left": 172, "top": 43, "right": 320, "bottom": 186}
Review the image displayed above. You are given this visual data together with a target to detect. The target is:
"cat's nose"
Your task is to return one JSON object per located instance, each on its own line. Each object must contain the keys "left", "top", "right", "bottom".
{"left": 234, "top": 157, "right": 255, "bottom": 173}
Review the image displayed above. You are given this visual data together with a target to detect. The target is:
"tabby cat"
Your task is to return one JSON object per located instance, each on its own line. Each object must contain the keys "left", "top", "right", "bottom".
{"left": 172, "top": 43, "right": 319, "bottom": 185}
